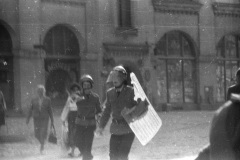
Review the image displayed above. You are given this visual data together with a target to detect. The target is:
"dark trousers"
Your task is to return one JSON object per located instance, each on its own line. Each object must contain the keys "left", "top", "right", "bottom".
{"left": 68, "top": 111, "right": 77, "bottom": 148}
{"left": 109, "top": 132, "right": 135, "bottom": 160}
{"left": 75, "top": 125, "right": 96, "bottom": 160}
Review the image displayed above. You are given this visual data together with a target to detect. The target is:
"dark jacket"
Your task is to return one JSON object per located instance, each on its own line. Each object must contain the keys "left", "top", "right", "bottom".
{"left": 227, "top": 84, "right": 240, "bottom": 100}
{"left": 75, "top": 92, "right": 101, "bottom": 126}
{"left": 99, "top": 85, "right": 137, "bottom": 135}
{"left": 196, "top": 101, "right": 240, "bottom": 160}
{"left": 27, "top": 96, "right": 53, "bottom": 122}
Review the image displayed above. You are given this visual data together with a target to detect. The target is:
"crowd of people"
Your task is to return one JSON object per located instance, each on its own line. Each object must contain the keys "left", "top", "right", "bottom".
{"left": 2, "top": 65, "right": 240, "bottom": 160}
{"left": 24, "top": 65, "right": 142, "bottom": 160}
{"left": 23, "top": 67, "right": 240, "bottom": 160}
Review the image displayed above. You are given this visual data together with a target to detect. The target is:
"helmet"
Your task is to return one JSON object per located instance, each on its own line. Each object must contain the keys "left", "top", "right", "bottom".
{"left": 80, "top": 74, "right": 94, "bottom": 87}
{"left": 113, "top": 65, "right": 127, "bottom": 75}
{"left": 112, "top": 65, "right": 127, "bottom": 80}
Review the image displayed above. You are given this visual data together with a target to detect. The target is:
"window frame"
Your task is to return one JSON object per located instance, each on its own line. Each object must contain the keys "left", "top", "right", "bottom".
{"left": 44, "top": 25, "right": 80, "bottom": 58}
{"left": 118, "top": 0, "right": 132, "bottom": 28}
{"left": 154, "top": 31, "right": 197, "bottom": 104}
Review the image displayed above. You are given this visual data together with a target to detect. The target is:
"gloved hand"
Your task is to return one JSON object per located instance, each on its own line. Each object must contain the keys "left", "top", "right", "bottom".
{"left": 121, "top": 98, "right": 149, "bottom": 122}
{"left": 130, "top": 98, "right": 148, "bottom": 121}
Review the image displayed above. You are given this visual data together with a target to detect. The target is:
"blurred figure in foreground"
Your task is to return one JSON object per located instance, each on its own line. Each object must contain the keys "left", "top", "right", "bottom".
{"left": 61, "top": 82, "right": 83, "bottom": 157}
{"left": 26, "top": 85, "right": 54, "bottom": 154}
{"left": 0, "top": 89, "right": 6, "bottom": 130}
{"left": 195, "top": 93, "right": 240, "bottom": 160}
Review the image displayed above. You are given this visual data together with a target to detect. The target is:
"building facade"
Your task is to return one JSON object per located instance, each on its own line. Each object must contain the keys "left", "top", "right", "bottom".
{"left": 0, "top": 0, "right": 240, "bottom": 112}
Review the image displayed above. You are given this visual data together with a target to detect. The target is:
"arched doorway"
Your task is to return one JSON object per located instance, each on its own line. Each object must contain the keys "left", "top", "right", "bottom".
{"left": 45, "top": 68, "right": 71, "bottom": 107}
{"left": 154, "top": 31, "right": 197, "bottom": 104}
{"left": 44, "top": 25, "right": 80, "bottom": 107}
{"left": 0, "top": 23, "right": 14, "bottom": 109}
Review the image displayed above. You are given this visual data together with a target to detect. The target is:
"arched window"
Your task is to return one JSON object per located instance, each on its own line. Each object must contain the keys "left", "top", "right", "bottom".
{"left": 216, "top": 34, "right": 240, "bottom": 102}
{"left": 44, "top": 25, "right": 79, "bottom": 56}
{"left": 154, "top": 31, "right": 196, "bottom": 103}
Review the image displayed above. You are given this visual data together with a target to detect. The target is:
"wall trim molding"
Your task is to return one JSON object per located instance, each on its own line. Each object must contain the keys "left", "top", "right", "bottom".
{"left": 103, "top": 43, "right": 149, "bottom": 57}
{"left": 41, "top": 0, "right": 86, "bottom": 6}
{"left": 213, "top": 2, "right": 240, "bottom": 17}
{"left": 152, "top": 0, "right": 202, "bottom": 15}
{"left": 16, "top": 49, "right": 45, "bottom": 59}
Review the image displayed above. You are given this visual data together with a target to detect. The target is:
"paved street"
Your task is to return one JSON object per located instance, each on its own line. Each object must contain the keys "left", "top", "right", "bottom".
{"left": 0, "top": 110, "right": 214, "bottom": 160}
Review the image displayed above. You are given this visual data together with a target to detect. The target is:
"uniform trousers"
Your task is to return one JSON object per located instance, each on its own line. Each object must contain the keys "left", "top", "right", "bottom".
{"left": 109, "top": 132, "right": 135, "bottom": 160}
{"left": 75, "top": 124, "right": 96, "bottom": 160}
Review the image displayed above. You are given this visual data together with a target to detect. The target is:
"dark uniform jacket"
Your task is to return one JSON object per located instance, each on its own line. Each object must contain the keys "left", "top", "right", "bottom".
{"left": 99, "top": 85, "right": 137, "bottom": 135}
{"left": 75, "top": 92, "right": 101, "bottom": 126}
{"left": 227, "top": 84, "right": 240, "bottom": 100}
{"left": 27, "top": 96, "right": 53, "bottom": 122}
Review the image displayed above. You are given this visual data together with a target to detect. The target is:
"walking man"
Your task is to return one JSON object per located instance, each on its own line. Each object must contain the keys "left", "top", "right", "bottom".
{"left": 96, "top": 65, "right": 138, "bottom": 160}
{"left": 75, "top": 74, "right": 102, "bottom": 160}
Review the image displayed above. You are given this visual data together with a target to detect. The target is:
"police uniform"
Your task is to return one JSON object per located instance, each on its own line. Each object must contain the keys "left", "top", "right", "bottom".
{"left": 99, "top": 84, "right": 137, "bottom": 160}
{"left": 75, "top": 91, "right": 101, "bottom": 160}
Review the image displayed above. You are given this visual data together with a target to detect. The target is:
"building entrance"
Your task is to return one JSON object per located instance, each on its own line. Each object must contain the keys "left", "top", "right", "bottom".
{"left": 43, "top": 24, "right": 81, "bottom": 108}
{"left": 45, "top": 59, "right": 79, "bottom": 108}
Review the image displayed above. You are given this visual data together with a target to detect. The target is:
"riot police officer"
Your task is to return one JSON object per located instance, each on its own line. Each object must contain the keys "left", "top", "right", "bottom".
{"left": 96, "top": 65, "right": 138, "bottom": 160}
{"left": 75, "top": 74, "right": 102, "bottom": 160}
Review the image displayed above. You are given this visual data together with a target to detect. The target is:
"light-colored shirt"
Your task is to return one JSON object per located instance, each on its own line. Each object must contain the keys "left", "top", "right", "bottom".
{"left": 67, "top": 97, "right": 78, "bottom": 111}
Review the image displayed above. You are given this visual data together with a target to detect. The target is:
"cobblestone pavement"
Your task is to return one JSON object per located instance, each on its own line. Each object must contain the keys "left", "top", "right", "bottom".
{"left": 0, "top": 110, "right": 214, "bottom": 160}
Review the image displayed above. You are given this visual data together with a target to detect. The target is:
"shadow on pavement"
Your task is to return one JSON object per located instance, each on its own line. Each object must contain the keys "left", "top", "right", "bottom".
{"left": 0, "top": 135, "right": 27, "bottom": 143}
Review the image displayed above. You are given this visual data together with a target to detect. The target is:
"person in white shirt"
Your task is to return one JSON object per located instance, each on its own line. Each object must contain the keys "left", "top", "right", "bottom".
{"left": 61, "top": 83, "right": 83, "bottom": 157}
